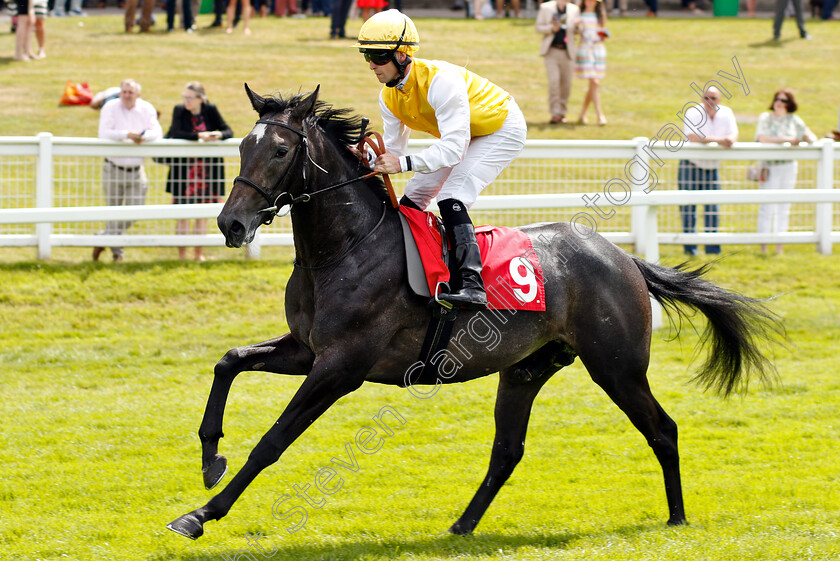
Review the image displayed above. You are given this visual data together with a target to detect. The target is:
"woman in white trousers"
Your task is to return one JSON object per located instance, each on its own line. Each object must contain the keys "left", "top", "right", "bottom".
{"left": 754, "top": 88, "right": 816, "bottom": 254}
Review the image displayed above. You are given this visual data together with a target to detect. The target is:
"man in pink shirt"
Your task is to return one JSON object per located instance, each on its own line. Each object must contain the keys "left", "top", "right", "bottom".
{"left": 94, "top": 79, "right": 162, "bottom": 262}
{"left": 678, "top": 85, "right": 738, "bottom": 256}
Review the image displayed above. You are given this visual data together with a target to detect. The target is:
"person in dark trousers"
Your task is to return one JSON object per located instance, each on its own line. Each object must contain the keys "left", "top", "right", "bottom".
{"left": 773, "top": 0, "right": 809, "bottom": 40}
{"left": 330, "top": 0, "right": 353, "bottom": 38}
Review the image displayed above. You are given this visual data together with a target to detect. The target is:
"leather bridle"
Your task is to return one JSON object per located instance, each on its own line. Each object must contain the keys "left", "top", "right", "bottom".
{"left": 232, "top": 119, "right": 396, "bottom": 225}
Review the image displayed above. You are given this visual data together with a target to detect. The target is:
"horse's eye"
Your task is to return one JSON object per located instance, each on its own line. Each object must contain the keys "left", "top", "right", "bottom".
{"left": 275, "top": 146, "right": 289, "bottom": 158}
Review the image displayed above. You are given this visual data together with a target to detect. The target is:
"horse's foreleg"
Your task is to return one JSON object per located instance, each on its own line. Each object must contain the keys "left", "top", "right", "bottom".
{"left": 449, "top": 367, "right": 555, "bottom": 535}
{"left": 198, "top": 334, "right": 315, "bottom": 490}
{"left": 169, "top": 357, "right": 366, "bottom": 540}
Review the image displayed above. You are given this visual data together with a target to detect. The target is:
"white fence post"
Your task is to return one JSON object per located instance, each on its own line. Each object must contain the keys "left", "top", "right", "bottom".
{"left": 643, "top": 204, "right": 663, "bottom": 330}
{"left": 36, "top": 132, "right": 54, "bottom": 260}
{"left": 245, "top": 229, "right": 262, "bottom": 259}
{"left": 631, "top": 137, "right": 651, "bottom": 255}
{"left": 815, "top": 138, "right": 834, "bottom": 255}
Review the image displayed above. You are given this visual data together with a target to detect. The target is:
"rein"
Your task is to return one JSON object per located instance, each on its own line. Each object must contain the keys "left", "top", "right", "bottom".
{"left": 233, "top": 119, "right": 398, "bottom": 225}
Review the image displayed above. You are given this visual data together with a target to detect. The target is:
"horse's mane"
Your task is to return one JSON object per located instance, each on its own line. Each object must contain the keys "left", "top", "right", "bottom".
{"left": 259, "top": 93, "right": 389, "bottom": 202}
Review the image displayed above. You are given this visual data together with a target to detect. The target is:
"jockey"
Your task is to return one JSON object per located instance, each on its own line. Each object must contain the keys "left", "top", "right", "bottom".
{"left": 354, "top": 9, "right": 527, "bottom": 310}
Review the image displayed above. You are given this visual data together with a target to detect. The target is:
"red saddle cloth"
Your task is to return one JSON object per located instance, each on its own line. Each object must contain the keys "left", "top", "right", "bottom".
{"left": 399, "top": 206, "right": 546, "bottom": 312}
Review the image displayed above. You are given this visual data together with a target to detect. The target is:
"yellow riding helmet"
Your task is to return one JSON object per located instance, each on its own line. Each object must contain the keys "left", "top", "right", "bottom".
{"left": 353, "top": 9, "right": 420, "bottom": 55}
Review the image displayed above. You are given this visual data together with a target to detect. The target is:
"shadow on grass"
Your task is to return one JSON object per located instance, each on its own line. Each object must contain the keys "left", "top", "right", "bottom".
{"left": 747, "top": 37, "right": 795, "bottom": 48}
{"left": 526, "top": 120, "right": 588, "bottom": 131}
{"left": 170, "top": 523, "right": 666, "bottom": 561}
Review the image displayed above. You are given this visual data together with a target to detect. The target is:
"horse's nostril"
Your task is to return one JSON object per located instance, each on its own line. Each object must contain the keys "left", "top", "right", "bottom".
{"left": 229, "top": 221, "right": 245, "bottom": 238}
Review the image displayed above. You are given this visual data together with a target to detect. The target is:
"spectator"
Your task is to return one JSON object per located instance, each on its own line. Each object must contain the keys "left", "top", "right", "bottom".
{"left": 329, "top": 0, "right": 352, "bottom": 38}
{"left": 677, "top": 85, "right": 738, "bottom": 256}
{"left": 496, "top": 0, "right": 520, "bottom": 17}
{"left": 773, "top": 0, "right": 809, "bottom": 40}
{"left": 164, "top": 82, "right": 233, "bottom": 262}
{"left": 274, "top": 0, "right": 297, "bottom": 16}
{"left": 681, "top": 0, "right": 702, "bottom": 12}
{"left": 746, "top": 0, "right": 756, "bottom": 17}
{"left": 574, "top": 0, "right": 607, "bottom": 126}
{"left": 643, "top": 0, "right": 656, "bottom": 15}
{"left": 357, "top": 0, "right": 384, "bottom": 21}
{"left": 355, "top": 10, "right": 527, "bottom": 309}
{"left": 90, "top": 86, "right": 121, "bottom": 110}
{"left": 51, "top": 0, "right": 83, "bottom": 16}
{"left": 124, "top": 0, "right": 155, "bottom": 32}
{"left": 12, "top": 0, "right": 34, "bottom": 61}
{"left": 30, "top": 0, "right": 46, "bottom": 59}
{"left": 830, "top": 104, "right": 840, "bottom": 141}
{"left": 166, "top": 0, "right": 194, "bottom": 32}
{"left": 821, "top": 0, "right": 838, "bottom": 19}
{"left": 94, "top": 79, "right": 163, "bottom": 262}
{"left": 754, "top": 88, "right": 816, "bottom": 254}
{"left": 473, "top": 0, "right": 487, "bottom": 18}
{"left": 208, "top": 0, "right": 225, "bottom": 26}
{"left": 611, "top": 0, "right": 626, "bottom": 16}
{"left": 311, "top": 0, "right": 329, "bottom": 16}
{"left": 536, "top": 0, "right": 580, "bottom": 124}
{"left": 226, "top": 0, "right": 251, "bottom": 33}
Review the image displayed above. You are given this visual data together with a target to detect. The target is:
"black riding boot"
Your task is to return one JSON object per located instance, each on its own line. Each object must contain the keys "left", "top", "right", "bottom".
{"left": 441, "top": 223, "right": 487, "bottom": 310}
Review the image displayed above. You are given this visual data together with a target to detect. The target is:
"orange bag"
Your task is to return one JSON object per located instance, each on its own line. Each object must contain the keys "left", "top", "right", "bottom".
{"left": 59, "top": 81, "right": 94, "bottom": 106}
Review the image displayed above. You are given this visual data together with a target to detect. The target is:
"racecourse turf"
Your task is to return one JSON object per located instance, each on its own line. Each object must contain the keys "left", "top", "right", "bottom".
{"left": 1, "top": 245, "right": 839, "bottom": 560}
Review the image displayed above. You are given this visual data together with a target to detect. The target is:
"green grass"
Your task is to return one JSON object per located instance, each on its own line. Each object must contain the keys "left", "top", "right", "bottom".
{"left": 1, "top": 246, "right": 839, "bottom": 560}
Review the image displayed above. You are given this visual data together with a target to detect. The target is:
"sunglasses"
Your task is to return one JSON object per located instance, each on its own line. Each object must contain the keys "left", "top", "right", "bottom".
{"left": 774, "top": 97, "right": 790, "bottom": 103}
{"left": 704, "top": 96, "right": 720, "bottom": 101}
{"left": 362, "top": 50, "right": 393, "bottom": 66}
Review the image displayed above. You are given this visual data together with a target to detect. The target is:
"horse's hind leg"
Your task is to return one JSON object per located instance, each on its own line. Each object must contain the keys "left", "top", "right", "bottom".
{"left": 198, "top": 333, "right": 314, "bottom": 489}
{"left": 580, "top": 349, "right": 686, "bottom": 526}
{"left": 450, "top": 342, "right": 573, "bottom": 534}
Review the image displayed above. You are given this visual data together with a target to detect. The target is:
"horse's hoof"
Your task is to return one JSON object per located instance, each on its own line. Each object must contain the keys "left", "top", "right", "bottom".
{"left": 166, "top": 512, "right": 204, "bottom": 540}
{"left": 202, "top": 454, "right": 228, "bottom": 490}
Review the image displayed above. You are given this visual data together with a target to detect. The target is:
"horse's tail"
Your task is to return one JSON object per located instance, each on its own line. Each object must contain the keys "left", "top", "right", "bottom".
{"left": 631, "top": 255, "right": 784, "bottom": 396}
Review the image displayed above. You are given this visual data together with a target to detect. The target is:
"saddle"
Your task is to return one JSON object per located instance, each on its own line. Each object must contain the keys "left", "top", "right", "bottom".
{"left": 398, "top": 206, "right": 546, "bottom": 312}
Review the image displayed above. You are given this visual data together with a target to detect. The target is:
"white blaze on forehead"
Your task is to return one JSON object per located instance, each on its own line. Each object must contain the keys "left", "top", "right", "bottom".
{"left": 250, "top": 123, "right": 268, "bottom": 144}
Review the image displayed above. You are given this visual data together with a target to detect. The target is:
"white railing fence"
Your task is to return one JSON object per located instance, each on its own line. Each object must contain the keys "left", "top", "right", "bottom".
{"left": 1, "top": 134, "right": 839, "bottom": 263}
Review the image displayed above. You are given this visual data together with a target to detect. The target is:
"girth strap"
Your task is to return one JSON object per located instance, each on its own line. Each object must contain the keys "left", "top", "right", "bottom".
{"left": 408, "top": 304, "right": 459, "bottom": 386}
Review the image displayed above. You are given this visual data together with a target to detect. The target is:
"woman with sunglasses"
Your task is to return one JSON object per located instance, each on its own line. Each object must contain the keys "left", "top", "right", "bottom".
{"left": 354, "top": 9, "right": 527, "bottom": 310}
{"left": 754, "top": 88, "right": 816, "bottom": 255}
{"left": 164, "top": 82, "right": 234, "bottom": 261}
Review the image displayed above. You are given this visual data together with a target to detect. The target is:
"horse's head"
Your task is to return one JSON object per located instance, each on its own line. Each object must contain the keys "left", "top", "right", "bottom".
{"left": 218, "top": 84, "right": 320, "bottom": 248}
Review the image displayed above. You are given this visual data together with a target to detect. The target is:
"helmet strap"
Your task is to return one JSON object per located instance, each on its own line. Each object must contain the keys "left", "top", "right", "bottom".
{"left": 386, "top": 54, "right": 412, "bottom": 88}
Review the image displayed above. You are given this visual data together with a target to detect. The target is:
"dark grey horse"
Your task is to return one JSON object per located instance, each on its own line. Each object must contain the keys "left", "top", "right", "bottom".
{"left": 167, "top": 86, "right": 781, "bottom": 540}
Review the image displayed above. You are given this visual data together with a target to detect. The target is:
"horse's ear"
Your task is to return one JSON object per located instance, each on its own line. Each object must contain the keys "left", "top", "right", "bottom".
{"left": 292, "top": 85, "right": 320, "bottom": 120}
{"left": 244, "top": 83, "right": 265, "bottom": 114}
